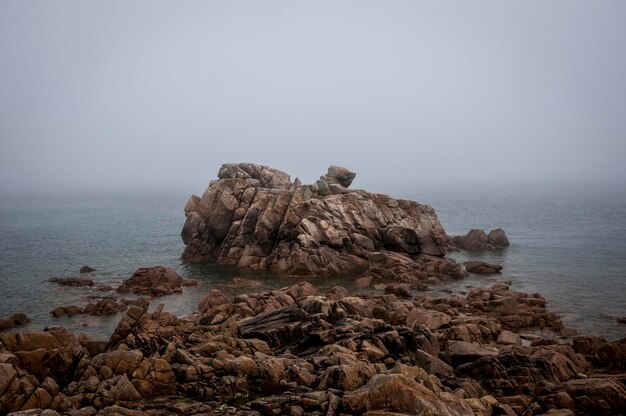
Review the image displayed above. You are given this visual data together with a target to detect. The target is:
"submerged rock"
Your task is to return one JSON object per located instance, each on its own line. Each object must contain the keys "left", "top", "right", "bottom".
{"left": 181, "top": 163, "right": 455, "bottom": 281}
{"left": 0, "top": 313, "right": 31, "bottom": 331}
{"left": 79, "top": 266, "right": 95, "bottom": 273}
{"left": 465, "top": 261, "right": 503, "bottom": 275}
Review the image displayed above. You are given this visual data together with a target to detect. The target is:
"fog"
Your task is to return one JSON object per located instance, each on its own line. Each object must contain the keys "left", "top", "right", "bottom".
{"left": 1, "top": 1, "right": 625, "bottom": 195}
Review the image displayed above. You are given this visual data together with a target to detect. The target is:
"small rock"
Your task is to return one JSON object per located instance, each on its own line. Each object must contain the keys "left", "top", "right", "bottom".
{"left": 116, "top": 266, "right": 183, "bottom": 297}
{"left": 497, "top": 330, "right": 521, "bottom": 346}
{"left": 80, "top": 265, "right": 96, "bottom": 273}
{"left": 464, "top": 261, "right": 503, "bottom": 275}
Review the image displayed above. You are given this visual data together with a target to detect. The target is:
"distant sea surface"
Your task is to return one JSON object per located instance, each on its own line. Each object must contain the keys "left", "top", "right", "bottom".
{"left": 0, "top": 185, "right": 625, "bottom": 340}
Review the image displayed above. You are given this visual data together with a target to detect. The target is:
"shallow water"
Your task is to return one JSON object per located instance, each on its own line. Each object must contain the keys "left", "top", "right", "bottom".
{"left": 0, "top": 185, "right": 624, "bottom": 340}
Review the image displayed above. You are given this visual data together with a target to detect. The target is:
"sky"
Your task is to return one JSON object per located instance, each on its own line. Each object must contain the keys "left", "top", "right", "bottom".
{"left": 1, "top": 1, "right": 625, "bottom": 195}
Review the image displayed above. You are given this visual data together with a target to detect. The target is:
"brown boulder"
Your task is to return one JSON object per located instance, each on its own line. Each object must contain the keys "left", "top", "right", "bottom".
{"left": 450, "top": 228, "right": 510, "bottom": 251}
{"left": 342, "top": 373, "right": 474, "bottom": 415}
{"left": 116, "top": 266, "right": 182, "bottom": 297}
{"left": 464, "top": 261, "right": 502, "bottom": 275}
{"left": 0, "top": 327, "right": 85, "bottom": 382}
{"left": 198, "top": 289, "right": 228, "bottom": 313}
{"left": 321, "top": 165, "right": 357, "bottom": 188}
{"left": 0, "top": 313, "right": 31, "bottom": 331}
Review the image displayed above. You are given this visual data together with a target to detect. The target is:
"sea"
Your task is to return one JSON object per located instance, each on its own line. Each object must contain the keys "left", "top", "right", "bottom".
{"left": 1, "top": 184, "right": 625, "bottom": 340}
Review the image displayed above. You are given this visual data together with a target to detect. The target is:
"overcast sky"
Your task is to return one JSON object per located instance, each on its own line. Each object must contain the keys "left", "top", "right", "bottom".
{"left": 1, "top": 1, "right": 625, "bottom": 195}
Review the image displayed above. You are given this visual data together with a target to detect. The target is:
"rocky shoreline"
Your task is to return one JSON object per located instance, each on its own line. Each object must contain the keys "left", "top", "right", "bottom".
{"left": 1, "top": 277, "right": 625, "bottom": 415}
{"left": 1, "top": 163, "right": 625, "bottom": 415}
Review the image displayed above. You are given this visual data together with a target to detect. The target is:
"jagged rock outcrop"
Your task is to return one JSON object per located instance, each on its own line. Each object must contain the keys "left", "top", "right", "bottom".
{"left": 182, "top": 163, "right": 457, "bottom": 280}
{"left": 448, "top": 228, "right": 510, "bottom": 251}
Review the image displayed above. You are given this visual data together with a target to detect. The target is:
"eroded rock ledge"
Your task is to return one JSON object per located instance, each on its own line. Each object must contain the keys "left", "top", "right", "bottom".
{"left": 182, "top": 163, "right": 462, "bottom": 281}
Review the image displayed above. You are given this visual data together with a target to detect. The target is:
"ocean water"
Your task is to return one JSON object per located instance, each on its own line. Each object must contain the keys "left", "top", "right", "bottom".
{"left": 0, "top": 185, "right": 625, "bottom": 340}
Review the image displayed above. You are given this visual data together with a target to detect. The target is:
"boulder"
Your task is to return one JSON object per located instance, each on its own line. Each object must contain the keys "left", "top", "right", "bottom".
{"left": 444, "top": 340, "right": 499, "bottom": 367}
{"left": 181, "top": 163, "right": 451, "bottom": 279}
{"left": 320, "top": 165, "right": 356, "bottom": 188}
{"left": 0, "top": 313, "right": 31, "bottom": 331}
{"left": 497, "top": 330, "right": 521, "bottom": 346}
{"left": 79, "top": 266, "right": 95, "bottom": 273}
{"left": 0, "top": 327, "right": 85, "bottom": 382}
{"left": 464, "top": 261, "right": 502, "bottom": 275}
{"left": 116, "top": 267, "right": 183, "bottom": 297}
{"left": 342, "top": 374, "right": 474, "bottom": 415}
{"left": 450, "top": 228, "right": 510, "bottom": 251}
{"left": 198, "top": 289, "right": 228, "bottom": 313}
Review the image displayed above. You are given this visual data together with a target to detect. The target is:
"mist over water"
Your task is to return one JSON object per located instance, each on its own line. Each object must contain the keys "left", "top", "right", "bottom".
{"left": 1, "top": 184, "right": 624, "bottom": 340}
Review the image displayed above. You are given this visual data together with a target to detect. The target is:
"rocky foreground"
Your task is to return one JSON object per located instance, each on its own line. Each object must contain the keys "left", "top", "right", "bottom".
{"left": 1, "top": 163, "right": 624, "bottom": 415}
{"left": 1, "top": 278, "right": 625, "bottom": 416}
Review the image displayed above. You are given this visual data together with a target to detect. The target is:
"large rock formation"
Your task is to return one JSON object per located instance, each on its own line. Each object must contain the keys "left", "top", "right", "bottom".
{"left": 181, "top": 163, "right": 456, "bottom": 280}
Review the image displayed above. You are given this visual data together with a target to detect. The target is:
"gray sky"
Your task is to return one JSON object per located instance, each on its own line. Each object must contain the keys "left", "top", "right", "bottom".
{"left": 1, "top": 1, "right": 625, "bottom": 194}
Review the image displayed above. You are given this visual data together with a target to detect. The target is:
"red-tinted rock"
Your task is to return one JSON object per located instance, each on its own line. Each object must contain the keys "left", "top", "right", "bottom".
{"left": 116, "top": 266, "right": 183, "bottom": 297}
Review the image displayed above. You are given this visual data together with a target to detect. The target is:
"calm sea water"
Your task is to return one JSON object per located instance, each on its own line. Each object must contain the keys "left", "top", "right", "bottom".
{"left": 0, "top": 185, "right": 625, "bottom": 340}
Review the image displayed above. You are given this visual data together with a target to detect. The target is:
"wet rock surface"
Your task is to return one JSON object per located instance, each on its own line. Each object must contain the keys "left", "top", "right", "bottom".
{"left": 2, "top": 281, "right": 624, "bottom": 415}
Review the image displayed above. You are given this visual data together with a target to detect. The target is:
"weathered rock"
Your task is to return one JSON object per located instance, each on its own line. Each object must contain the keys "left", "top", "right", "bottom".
{"left": 3, "top": 279, "right": 624, "bottom": 416}
{"left": 449, "top": 229, "right": 510, "bottom": 251}
{"left": 572, "top": 336, "right": 626, "bottom": 370}
{"left": 0, "top": 327, "right": 85, "bottom": 383}
{"left": 116, "top": 267, "right": 182, "bottom": 297}
{"left": 320, "top": 165, "right": 356, "bottom": 188}
{"left": 464, "top": 261, "right": 502, "bottom": 275}
{"left": 444, "top": 340, "right": 499, "bottom": 367}
{"left": 342, "top": 374, "right": 475, "bottom": 415}
{"left": 198, "top": 289, "right": 228, "bottom": 313}
{"left": 84, "top": 299, "right": 128, "bottom": 316}
{"left": 496, "top": 330, "right": 521, "bottom": 346}
{"left": 181, "top": 163, "right": 452, "bottom": 280}
{"left": 564, "top": 377, "right": 626, "bottom": 414}
{"left": 0, "top": 313, "right": 31, "bottom": 331}
{"left": 79, "top": 266, "right": 96, "bottom": 273}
